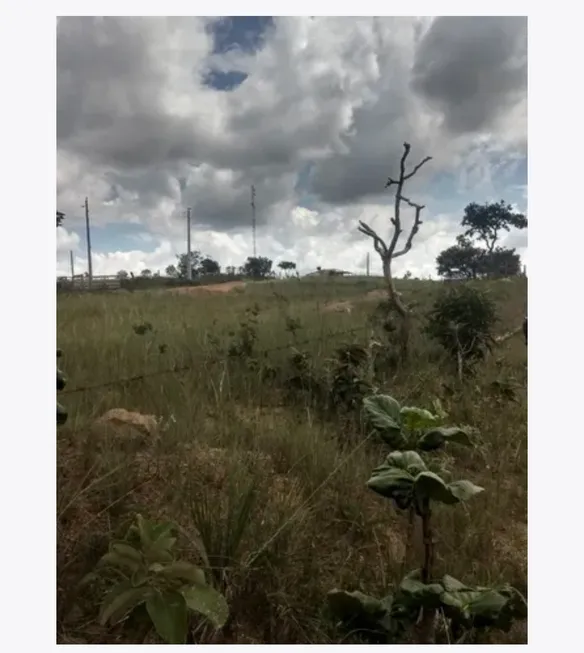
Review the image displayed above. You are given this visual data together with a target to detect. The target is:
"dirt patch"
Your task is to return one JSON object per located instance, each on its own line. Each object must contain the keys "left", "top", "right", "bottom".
{"left": 365, "top": 289, "right": 391, "bottom": 301}
{"left": 168, "top": 281, "right": 246, "bottom": 296}
{"left": 321, "top": 300, "right": 354, "bottom": 313}
{"left": 96, "top": 408, "right": 159, "bottom": 438}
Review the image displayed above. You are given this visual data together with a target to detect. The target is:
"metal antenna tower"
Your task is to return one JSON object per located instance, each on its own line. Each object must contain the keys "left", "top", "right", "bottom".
{"left": 250, "top": 185, "right": 257, "bottom": 258}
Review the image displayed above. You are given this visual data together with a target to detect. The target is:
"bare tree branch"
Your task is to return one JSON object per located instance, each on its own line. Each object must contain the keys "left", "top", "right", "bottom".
{"left": 393, "top": 196, "right": 425, "bottom": 259}
{"left": 358, "top": 220, "right": 388, "bottom": 257}
{"left": 385, "top": 143, "right": 432, "bottom": 187}
{"left": 404, "top": 155, "right": 433, "bottom": 181}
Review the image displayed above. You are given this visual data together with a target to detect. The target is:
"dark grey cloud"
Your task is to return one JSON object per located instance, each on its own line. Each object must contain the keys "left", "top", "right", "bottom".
{"left": 309, "top": 16, "right": 527, "bottom": 205}
{"left": 57, "top": 17, "right": 210, "bottom": 169}
{"left": 178, "top": 166, "right": 296, "bottom": 231}
{"left": 411, "top": 16, "right": 527, "bottom": 135}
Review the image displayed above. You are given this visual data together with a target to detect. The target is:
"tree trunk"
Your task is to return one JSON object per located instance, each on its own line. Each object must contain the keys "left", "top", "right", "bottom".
{"left": 382, "top": 257, "right": 411, "bottom": 363}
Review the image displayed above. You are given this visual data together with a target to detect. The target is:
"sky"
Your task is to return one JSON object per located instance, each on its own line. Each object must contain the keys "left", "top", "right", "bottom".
{"left": 56, "top": 16, "right": 527, "bottom": 278}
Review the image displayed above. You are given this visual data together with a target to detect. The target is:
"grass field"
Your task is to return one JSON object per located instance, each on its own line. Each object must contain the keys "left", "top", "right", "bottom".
{"left": 56, "top": 275, "right": 527, "bottom": 644}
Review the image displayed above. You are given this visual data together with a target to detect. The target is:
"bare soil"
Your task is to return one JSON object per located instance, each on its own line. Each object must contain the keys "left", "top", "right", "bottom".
{"left": 168, "top": 281, "right": 246, "bottom": 296}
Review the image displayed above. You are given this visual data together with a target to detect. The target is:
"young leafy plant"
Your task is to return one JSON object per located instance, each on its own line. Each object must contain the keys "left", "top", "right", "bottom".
{"left": 362, "top": 393, "right": 472, "bottom": 451}
{"left": 91, "top": 514, "right": 228, "bottom": 644}
{"left": 327, "top": 393, "right": 526, "bottom": 643}
{"left": 57, "top": 349, "right": 67, "bottom": 426}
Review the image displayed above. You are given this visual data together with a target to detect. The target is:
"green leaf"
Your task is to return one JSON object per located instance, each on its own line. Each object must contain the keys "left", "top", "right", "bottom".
{"left": 395, "top": 572, "right": 444, "bottom": 611}
{"left": 413, "top": 473, "right": 484, "bottom": 506}
{"left": 440, "top": 588, "right": 482, "bottom": 618}
{"left": 431, "top": 397, "right": 448, "bottom": 420}
{"left": 414, "top": 471, "right": 457, "bottom": 504}
{"left": 400, "top": 406, "right": 439, "bottom": 431}
{"left": 99, "top": 547, "right": 142, "bottom": 575}
{"left": 441, "top": 575, "right": 469, "bottom": 593}
{"left": 99, "top": 581, "right": 152, "bottom": 625}
{"left": 468, "top": 589, "right": 508, "bottom": 619}
{"left": 181, "top": 583, "right": 229, "bottom": 629}
{"left": 131, "top": 568, "right": 148, "bottom": 587}
{"left": 157, "top": 561, "right": 206, "bottom": 585}
{"left": 327, "top": 589, "right": 388, "bottom": 621}
{"left": 135, "top": 514, "right": 152, "bottom": 547}
{"left": 438, "top": 582, "right": 526, "bottom": 631}
{"left": 111, "top": 542, "right": 143, "bottom": 561}
{"left": 146, "top": 590, "right": 188, "bottom": 644}
{"left": 149, "top": 522, "right": 176, "bottom": 543}
{"left": 144, "top": 542, "right": 175, "bottom": 565}
{"left": 418, "top": 426, "right": 473, "bottom": 451}
{"left": 385, "top": 451, "right": 427, "bottom": 475}
{"left": 448, "top": 480, "right": 484, "bottom": 502}
{"left": 367, "top": 467, "right": 414, "bottom": 508}
{"left": 363, "top": 395, "right": 404, "bottom": 445}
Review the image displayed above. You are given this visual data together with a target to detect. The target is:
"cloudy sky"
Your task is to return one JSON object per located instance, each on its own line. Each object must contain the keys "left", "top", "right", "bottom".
{"left": 56, "top": 16, "right": 527, "bottom": 278}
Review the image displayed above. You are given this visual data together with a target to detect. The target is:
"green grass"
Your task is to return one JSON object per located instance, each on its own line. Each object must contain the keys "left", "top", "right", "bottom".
{"left": 57, "top": 276, "right": 527, "bottom": 644}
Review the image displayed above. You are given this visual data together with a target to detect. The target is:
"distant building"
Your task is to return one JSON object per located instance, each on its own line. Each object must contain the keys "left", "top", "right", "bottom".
{"left": 304, "top": 268, "right": 353, "bottom": 277}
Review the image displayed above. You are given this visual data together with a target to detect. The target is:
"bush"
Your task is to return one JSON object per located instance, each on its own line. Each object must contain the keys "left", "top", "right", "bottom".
{"left": 425, "top": 285, "right": 498, "bottom": 374}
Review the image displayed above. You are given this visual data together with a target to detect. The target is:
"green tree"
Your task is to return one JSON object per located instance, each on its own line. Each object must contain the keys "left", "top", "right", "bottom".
{"left": 199, "top": 256, "right": 221, "bottom": 275}
{"left": 116, "top": 269, "right": 129, "bottom": 280}
{"left": 165, "top": 264, "right": 178, "bottom": 278}
{"left": 176, "top": 252, "right": 203, "bottom": 279}
{"left": 140, "top": 268, "right": 152, "bottom": 278}
{"left": 461, "top": 200, "right": 527, "bottom": 253}
{"left": 242, "top": 256, "right": 273, "bottom": 279}
{"left": 479, "top": 247, "right": 521, "bottom": 278}
{"left": 436, "top": 236, "right": 484, "bottom": 279}
{"left": 278, "top": 260, "right": 297, "bottom": 276}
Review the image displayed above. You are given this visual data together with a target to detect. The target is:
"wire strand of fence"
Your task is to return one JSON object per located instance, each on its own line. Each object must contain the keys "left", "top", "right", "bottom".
{"left": 59, "top": 324, "right": 373, "bottom": 396}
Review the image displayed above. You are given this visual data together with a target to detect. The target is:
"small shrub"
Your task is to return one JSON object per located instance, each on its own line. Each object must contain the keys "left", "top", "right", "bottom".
{"left": 425, "top": 285, "right": 498, "bottom": 375}
{"left": 284, "top": 344, "right": 375, "bottom": 417}
{"left": 227, "top": 304, "right": 260, "bottom": 359}
{"left": 87, "top": 514, "right": 228, "bottom": 644}
{"left": 328, "top": 344, "right": 374, "bottom": 413}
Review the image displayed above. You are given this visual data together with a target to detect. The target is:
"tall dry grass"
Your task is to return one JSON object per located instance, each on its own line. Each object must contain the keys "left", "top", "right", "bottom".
{"left": 57, "top": 276, "right": 527, "bottom": 644}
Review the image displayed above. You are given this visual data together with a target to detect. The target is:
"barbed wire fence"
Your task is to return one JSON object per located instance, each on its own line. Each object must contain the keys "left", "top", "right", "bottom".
{"left": 59, "top": 324, "right": 374, "bottom": 397}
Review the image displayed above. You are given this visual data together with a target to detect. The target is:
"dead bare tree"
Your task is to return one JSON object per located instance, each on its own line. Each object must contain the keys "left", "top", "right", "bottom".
{"left": 358, "top": 142, "right": 432, "bottom": 362}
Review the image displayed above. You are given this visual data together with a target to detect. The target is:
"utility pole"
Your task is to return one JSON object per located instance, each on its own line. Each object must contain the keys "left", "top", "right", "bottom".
{"left": 366, "top": 252, "right": 370, "bottom": 277}
{"left": 83, "top": 197, "right": 93, "bottom": 289}
{"left": 250, "top": 185, "right": 257, "bottom": 258}
{"left": 186, "top": 207, "right": 192, "bottom": 282}
{"left": 69, "top": 250, "right": 75, "bottom": 288}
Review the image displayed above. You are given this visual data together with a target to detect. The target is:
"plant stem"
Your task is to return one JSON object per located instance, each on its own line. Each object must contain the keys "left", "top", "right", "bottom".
{"left": 418, "top": 500, "right": 436, "bottom": 644}
{"left": 421, "top": 501, "right": 434, "bottom": 583}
